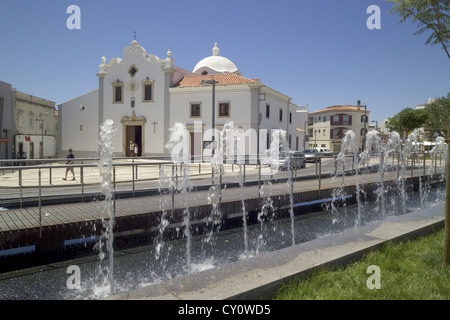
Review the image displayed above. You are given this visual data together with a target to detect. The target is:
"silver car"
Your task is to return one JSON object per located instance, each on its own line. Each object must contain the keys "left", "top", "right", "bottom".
{"left": 276, "top": 151, "right": 306, "bottom": 170}
{"left": 303, "top": 148, "right": 333, "bottom": 162}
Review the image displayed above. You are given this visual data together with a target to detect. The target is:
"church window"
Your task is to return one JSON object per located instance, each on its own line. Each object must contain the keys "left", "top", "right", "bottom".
{"left": 190, "top": 103, "right": 201, "bottom": 117}
{"left": 29, "top": 112, "right": 34, "bottom": 129}
{"left": 115, "top": 86, "right": 122, "bottom": 102}
{"left": 142, "top": 79, "right": 154, "bottom": 102}
{"left": 18, "top": 110, "right": 23, "bottom": 128}
{"left": 279, "top": 109, "right": 283, "bottom": 122}
{"left": 289, "top": 112, "right": 292, "bottom": 124}
{"left": 219, "top": 102, "right": 230, "bottom": 117}
{"left": 128, "top": 65, "right": 138, "bottom": 77}
{"left": 112, "top": 80, "right": 124, "bottom": 104}
{"left": 144, "top": 84, "right": 152, "bottom": 100}
{"left": 266, "top": 104, "right": 270, "bottom": 118}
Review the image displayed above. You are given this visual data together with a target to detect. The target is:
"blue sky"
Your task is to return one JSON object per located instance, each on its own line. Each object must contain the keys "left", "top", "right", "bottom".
{"left": 1, "top": 0, "right": 449, "bottom": 123}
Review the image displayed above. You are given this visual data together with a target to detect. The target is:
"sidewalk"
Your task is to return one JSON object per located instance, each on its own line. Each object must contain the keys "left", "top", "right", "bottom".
{"left": 2, "top": 156, "right": 437, "bottom": 188}
{"left": 0, "top": 157, "right": 442, "bottom": 200}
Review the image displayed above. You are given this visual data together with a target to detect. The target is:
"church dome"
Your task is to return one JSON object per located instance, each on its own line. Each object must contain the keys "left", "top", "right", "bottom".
{"left": 193, "top": 43, "right": 241, "bottom": 75}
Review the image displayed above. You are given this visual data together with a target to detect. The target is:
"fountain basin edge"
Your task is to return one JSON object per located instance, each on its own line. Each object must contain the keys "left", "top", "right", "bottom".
{"left": 106, "top": 205, "right": 445, "bottom": 300}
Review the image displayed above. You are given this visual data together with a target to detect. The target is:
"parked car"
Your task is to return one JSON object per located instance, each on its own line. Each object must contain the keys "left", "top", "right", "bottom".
{"left": 303, "top": 148, "right": 333, "bottom": 162}
{"left": 275, "top": 151, "right": 306, "bottom": 170}
{"left": 317, "top": 148, "right": 333, "bottom": 157}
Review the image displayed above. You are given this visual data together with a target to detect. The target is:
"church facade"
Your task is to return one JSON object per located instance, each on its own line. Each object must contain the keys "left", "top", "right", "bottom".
{"left": 58, "top": 41, "right": 307, "bottom": 159}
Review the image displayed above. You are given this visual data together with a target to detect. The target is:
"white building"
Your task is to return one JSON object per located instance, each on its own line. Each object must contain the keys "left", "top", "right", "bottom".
{"left": 0, "top": 81, "right": 57, "bottom": 160}
{"left": 58, "top": 41, "right": 307, "bottom": 159}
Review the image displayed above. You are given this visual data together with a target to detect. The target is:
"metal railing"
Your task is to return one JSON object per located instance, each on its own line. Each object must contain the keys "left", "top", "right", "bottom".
{"left": 0, "top": 152, "right": 446, "bottom": 241}
{"left": 0, "top": 152, "right": 446, "bottom": 209}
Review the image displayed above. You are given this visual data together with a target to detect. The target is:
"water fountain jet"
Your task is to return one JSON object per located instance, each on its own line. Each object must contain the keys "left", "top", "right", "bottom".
{"left": 165, "top": 122, "right": 192, "bottom": 273}
{"left": 95, "top": 119, "right": 117, "bottom": 296}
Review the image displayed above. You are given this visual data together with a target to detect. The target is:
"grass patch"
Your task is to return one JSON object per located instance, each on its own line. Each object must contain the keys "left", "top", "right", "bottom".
{"left": 273, "top": 228, "right": 450, "bottom": 300}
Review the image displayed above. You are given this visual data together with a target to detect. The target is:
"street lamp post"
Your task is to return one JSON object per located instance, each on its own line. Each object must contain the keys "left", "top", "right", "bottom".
{"left": 201, "top": 78, "right": 220, "bottom": 195}
{"left": 35, "top": 112, "right": 49, "bottom": 159}
{"left": 314, "top": 130, "right": 317, "bottom": 148}
{"left": 201, "top": 79, "right": 218, "bottom": 157}
{"left": 361, "top": 105, "right": 367, "bottom": 152}
{"left": 35, "top": 118, "right": 44, "bottom": 159}
{"left": 303, "top": 120, "right": 308, "bottom": 150}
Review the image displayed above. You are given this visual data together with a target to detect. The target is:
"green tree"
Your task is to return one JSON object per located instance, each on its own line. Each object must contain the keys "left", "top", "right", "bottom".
{"left": 386, "top": 107, "right": 428, "bottom": 138}
{"left": 423, "top": 92, "right": 450, "bottom": 138}
{"left": 387, "top": 0, "right": 450, "bottom": 60}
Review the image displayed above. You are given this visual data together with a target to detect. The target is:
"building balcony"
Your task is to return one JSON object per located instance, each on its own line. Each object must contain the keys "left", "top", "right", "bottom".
{"left": 331, "top": 121, "right": 351, "bottom": 126}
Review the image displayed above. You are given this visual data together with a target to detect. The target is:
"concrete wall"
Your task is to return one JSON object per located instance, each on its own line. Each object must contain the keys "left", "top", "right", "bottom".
{"left": 59, "top": 89, "right": 99, "bottom": 157}
{"left": 259, "top": 88, "right": 303, "bottom": 151}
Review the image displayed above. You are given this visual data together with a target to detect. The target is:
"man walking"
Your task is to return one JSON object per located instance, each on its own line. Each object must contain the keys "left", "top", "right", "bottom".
{"left": 63, "top": 148, "right": 76, "bottom": 181}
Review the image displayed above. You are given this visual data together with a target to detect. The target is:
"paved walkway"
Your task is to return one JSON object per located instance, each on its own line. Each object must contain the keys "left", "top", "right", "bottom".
{"left": 0, "top": 159, "right": 312, "bottom": 206}
{"left": 1, "top": 156, "right": 441, "bottom": 198}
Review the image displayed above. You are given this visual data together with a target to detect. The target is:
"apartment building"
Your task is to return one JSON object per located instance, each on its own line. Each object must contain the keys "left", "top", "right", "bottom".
{"left": 307, "top": 100, "right": 370, "bottom": 153}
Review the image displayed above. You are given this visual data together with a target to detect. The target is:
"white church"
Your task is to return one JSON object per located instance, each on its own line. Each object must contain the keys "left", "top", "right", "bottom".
{"left": 58, "top": 40, "right": 307, "bottom": 159}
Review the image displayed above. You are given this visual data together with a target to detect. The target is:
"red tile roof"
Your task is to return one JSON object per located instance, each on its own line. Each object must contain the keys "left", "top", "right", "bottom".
{"left": 174, "top": 73, "right": 260, "bottom": 88}
{"left": 309, "top": 105, "right": 370, "bottom": 115}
